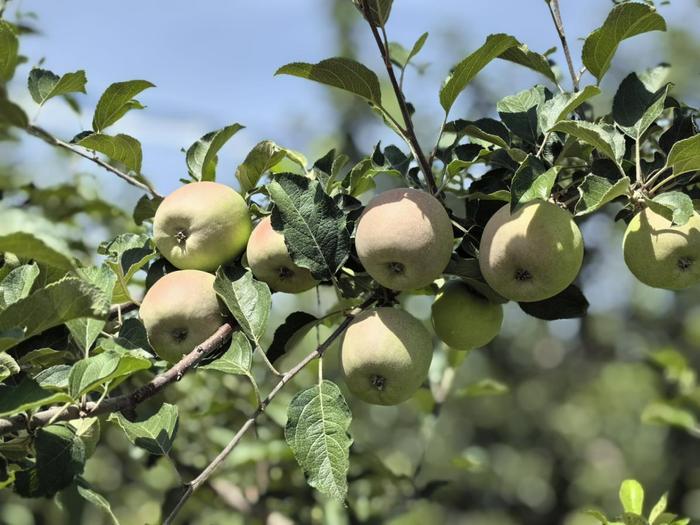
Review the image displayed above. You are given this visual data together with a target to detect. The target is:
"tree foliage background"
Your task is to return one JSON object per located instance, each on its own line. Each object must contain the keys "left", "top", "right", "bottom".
{"left": 1, "top": 1, "right": 700, "bottom": 524}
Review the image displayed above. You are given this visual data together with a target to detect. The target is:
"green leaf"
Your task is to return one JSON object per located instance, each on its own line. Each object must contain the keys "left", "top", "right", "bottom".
{"left": 236, "top": 140, "right": 291, "bottom": 193}
{"left": 622, "top": 514, "right": 648, "bottom": 525}
{"left": 0, "top": 99, "right": 28, "bottom": 128}
{"left": 0, "top": 277, "right": 109, "bottom": 352}
{"left": 0, "top": 262, "right": 39, "bottom": 309}
{"left": 285, "top": 380, "right": 352, "bottom": 502}
{"left": 539, "top": 86, "right": 601, "bottom": 132}
{"left": 343, "top": 157, "right": 400, "bottom": 197}
{"left": 66, "top": 265, "right": 117, "bottom": 352}
{"left": 132, "top": 194, "right": 162, "bottom": 225}
{"left": 266, "top": 311, "right": 319, "bottom": 364}
{"left": 69, "top": 350, "right": 151, "bottom": 398}
{"left": 268, "top": 173, "right": 350, "bottom": 280}
{"left": 445, "top": 118, "right": 511, "bottom": 149}
{"left": 14, "top": 425, "right": 86, "bottom": 497}
{"left": 0, "top": 353, "right": 19, "bottom": 382}
{"left": 214, "top": 265, "right": 271, "bottom": 347}
{"left": 99, "top": 233, "right": 156, "bottom": 303}
{"left": 109, "top": 403, "right": 178, "bottom": 455}
{"left": 353, "top": 0, "right": 393, "bottom": 26}
{"left": 76, "top": 481, "right": 120, "bottom": 525}
{"left": 582, "top": 3, "right": 666, "bottom": 83}
{"left": 499, "top": 43, "right": 556, "bottom": 83}
{"left": 550, "top": 120, "right": 626, "bottom": 163}
{"left": 649, "top": 493, "right": 668, "bottom": 524}
{"left": 666, "top": 135, "right": 700, "bottom": 177}
{"left": 0, "top": 377, "right": 70, "bottom": 417}
{"left": 186, "top": 123, "right": 245, "bottom": 182}
{"left": 388, "top": 32, "right": 428, "bottom": 70}
{"left": 457, "top": 379, "right": 509, "bottom": 398}
{"left": 92, "top": 80, "right": 155, "bottom": 132}
{"left": 647, "top": 192, "right": 694, "bottom": 226}
{"left": 510, "top": 156, "right": 559, "bottom": 212}
{"left": 276, "top": 58, "right": 382, "bottom": 105}
{"left": 76, "top": 132, "right": 142, "bottom": 173}
{"left": 28, "top": 68, "right": 87, "bottom": 106}
{"left": 575, "top": 175, "right": 630, "bottom": 216}
{"left": 0, "top": 21, "right": 18, "bottom": 81}
{"left": 497, "top": 85, "right": 548, "bottom": 144}
{"left": 34, "top": 364, "right": 72, "bottom": 390}
{"left": 613, "top": 73, "right": 670, "bottom": 139}
{"left": 620, "top": 479, "right": 645, "bottom": 515}
{"left": 585, "top": 509, "right": 610, "bottom": 524}
{"left": 642, "top": 401, "right": 698, "bottom": 431}
{"left": 0, "top": 225, "right": 74, "bottom": 270}
{"left": 200, "top": 331, "right": 252, "bottom": 375}
{"left": 519, "top": 284, "right": 589, "bottom": 320}
{"left": 440, "top": 34, "right": 519, "bottom": 113}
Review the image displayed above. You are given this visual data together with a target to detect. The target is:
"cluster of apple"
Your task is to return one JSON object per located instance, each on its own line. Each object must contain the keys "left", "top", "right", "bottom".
{"left": 140, "top": 178, "right": 700, "bottom": 406}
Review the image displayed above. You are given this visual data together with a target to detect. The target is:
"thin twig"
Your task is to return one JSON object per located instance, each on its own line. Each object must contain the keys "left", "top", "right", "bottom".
{"left": 25, "top": 124, "right": 162, "bottom": 198}
{"left": 360, "top": 1, "right": 438, "bottom": 195}
{"left": 0, "top": 323, "right": 235, "bottom": 436}
{"left": 546, "top": 0, "right": 579, "bottom": 92}
{"left": 163, "top": 297, "right": 375, "bottom": 525}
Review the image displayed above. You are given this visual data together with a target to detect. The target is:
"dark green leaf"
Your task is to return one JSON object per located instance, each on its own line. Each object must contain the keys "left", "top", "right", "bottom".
{"left": 186, "top": 123, "right": 245, "bottom": 182}
{"left": 109, "top": 403, "right": 178, "bottom": 455}
{"left": 499, "top": 44, "right": 556, "bottom": 83}
{"left": 92, "top": 80, "right": 155, "bottom": 132}
{"left": 268, "top": 173, "right": 350, "bottom": 280}
{"left": 14, "top": 425, "right": 85, "bottom": 497}
{"left": 0, "top": 377, "right": 70, "bottom": 417}
{"left": 518, "top": 284, "right": 589, "bottom": 320}
{"left": 613, "top": 72, "right": 670, "bottom": 139}
{"left": 0, "top": 277, "right": 109, "bottom": 352}
{"left": 285, "top": 380, "right": 352, "bottom": 502}
{"left": 276, "top": 58, "right": 381, "bottom": 105}
{"left": 582, "top": 3, "right": 666, "bottom": 83}
{"left": 76, "top": 132, "right": 142, "bottom": 173}
{"left": 99, "top": 233, "right": 156, "bottom": 303}
{"left": 575, "top": 175, "right": 630, "bottom": 216}
{"left": 497, "top": 86, "right": 548, "bottom": 144}
{"left": 266, "top": 311, "right": 318, "bottom": 364}
{"left": 353, "top": 0, "right": 393, "bottom": 26}
{"left": 510, "top": 156, "right": 559, "bottom": 212}
{"left": 28, "top": 68, "right": 87, "bottom": 106}
{"left": 445, "top": 118, "right": 511, "bottom": 149}
{"left": 214, "top": 265, "right": 271, "bottom": 347}
{"left": 132, "top": 195, "right": 163, "bottom": 225}
{"left": 0, "top": 99, "right": 28, "bottom": 128}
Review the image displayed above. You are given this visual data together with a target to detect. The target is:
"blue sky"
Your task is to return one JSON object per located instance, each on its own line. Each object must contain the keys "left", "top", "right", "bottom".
{"left": 6, "top": 0, "right": 699, "bottom": 201}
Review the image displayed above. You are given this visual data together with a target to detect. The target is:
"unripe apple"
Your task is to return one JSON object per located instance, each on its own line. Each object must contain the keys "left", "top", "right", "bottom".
{"left": 139, "top": 269, "right": 225, "bottom": 363}
{"left": 623, "top": 207, "right": 700, "bottom": 289}
{"left": 246, "top": 216, "right": 318, "bottom": 293}
{"left": 479, "top": 201, "right": 583, "bottom": 302}
{"left": 431, "top": 280, "right": 503, "bottom": 350}
{"left": 355, "top": 187, "right": 453, "bottom": 291}
{"left": 153, "top": 181, "right": 252, "bottom": 272}
{"left": 340, "top": 307, "right": 433, "bottom": 405}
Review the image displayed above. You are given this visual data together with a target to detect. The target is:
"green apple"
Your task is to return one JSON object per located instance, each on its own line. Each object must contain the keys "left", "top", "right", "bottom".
{"left": 246, "top": 216, "right": 318, "bottom": 293}
{"left": 355, "top": 187, "right": 453, "bottom": 291}
{"left": 340, "top": 307, "right": 433, "bottom": 405}
{"left": 479, "top": 200, "right": 583, "bottom": 302}
{"left": 153, "top": 181, "right": 252, "bottom": 271}
{"left": 623, "top": 207, "right": 700, "bottom": 289}
{"left": 139, "top": 269, "right": 225, "bottom": 363}
{"left": 431, "top": 280, "right": 503, "bottom": 350}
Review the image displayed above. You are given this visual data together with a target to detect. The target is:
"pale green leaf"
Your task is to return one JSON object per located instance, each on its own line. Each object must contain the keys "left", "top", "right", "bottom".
{"left": 648, "top": 192, "right": 694, "bottom": 226}
{"left": 575, "top": 175, "right": 630, "bottom": 216}
{"left": 457, "top": 379, "right": 509, "bottom": 398}
{"left": 66, "top": 265, "right": 117, "bottom": 352}
{"left": 510, "top": 156, "right": 559, "bottom": 211}
{"left": 0, "top": 353, "right": 19, "bottom": 382}
{"left": 620, "top": 479, "right": 645, "bottom": 515}
{"left": 550, "top": 120, "right": 626, "bottom": 163}
{"left": 69, "top": 350, "right": 151, "bottom": 398}
{"left": 200, "top": 331, "right": 252, "bottom": 375}
{"left": 186, "top": 123, "right": 245, "bottom": 181}
{"left": 539, "top": 86, "right": 601, "bottom": 132}
{"left": 76, "top": 133, "right": 142, "bottom": 173}
{"left": 28, "top": 68, "right": 87, "bottom": 106}
{"left": 666, "top": 135, "right": 700, "bottom": 177}
{"left": 235, "top": 140, "right": 289, "bottom": 193}
{"left": 0, "top": 262, "right": 39, "bottom": 309}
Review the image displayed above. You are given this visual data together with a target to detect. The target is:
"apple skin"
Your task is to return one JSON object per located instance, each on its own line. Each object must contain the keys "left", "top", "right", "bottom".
{"left": 478, "top": 201, "right": 583, "bottom": 302}
{"left": 431, "top": 280, "right": 503, "bottom": 350}
{"left": 340, "top": 307, "right": 433, "bottom": 406}
{"left": 153, "top": 181, "right": 252, "bottom": 272}
{"left": 623, "top": 207, "right": 700, "bottom": 290}
{"left": 246, "top": 216, "right": 318, "bottom": 293}
{"left": 139, "top": 269, "right": 224, "bottom": 363}
{"left": 354, "top": 187, "right": 453, "bottom": 291}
